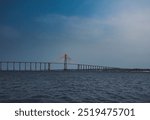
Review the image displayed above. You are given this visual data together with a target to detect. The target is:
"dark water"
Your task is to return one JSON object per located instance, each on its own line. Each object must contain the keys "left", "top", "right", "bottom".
{"left": 0, "top": 71, "right": 150, "bottom": 103}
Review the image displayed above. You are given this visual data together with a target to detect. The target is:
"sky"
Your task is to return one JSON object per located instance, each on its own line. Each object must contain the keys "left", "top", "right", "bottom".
{"left": 0, "top": 0, "right": 150, "bottom": 68}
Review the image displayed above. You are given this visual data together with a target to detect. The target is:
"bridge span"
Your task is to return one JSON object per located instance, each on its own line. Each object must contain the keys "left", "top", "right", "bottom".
{"left": 0, "top": 61, "right": 149, "bottom": 72}
{"left": 0, "top": 61, "right": 116, "bottom": 71}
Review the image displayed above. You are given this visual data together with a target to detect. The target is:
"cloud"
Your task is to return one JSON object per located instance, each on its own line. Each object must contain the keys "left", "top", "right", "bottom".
{"left": 36, "top": 7, "right": 150, "bottom": 67}
{"left": 1, "top": 3, "right": 150, "bottom": 68}
{"left": 36, "top": 14, "right": 104, "bottom": 42}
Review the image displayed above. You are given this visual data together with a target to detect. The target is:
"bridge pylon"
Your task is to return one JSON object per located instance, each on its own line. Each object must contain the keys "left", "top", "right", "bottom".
{"left": 63, "top": 53, "right": 71, "bottom": 71}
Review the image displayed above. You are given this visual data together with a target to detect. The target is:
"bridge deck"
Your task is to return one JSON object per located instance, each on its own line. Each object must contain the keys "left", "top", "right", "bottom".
{"left": 0, "top": 61, "right": 149, "bottom": 72}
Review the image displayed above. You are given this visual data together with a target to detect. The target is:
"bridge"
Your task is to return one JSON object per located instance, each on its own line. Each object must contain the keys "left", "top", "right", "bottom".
{"left": 0, "top": 54, "right": 149, "bottom": 72}
{"left": 0, "top": 61, "right": 116, "bottom": 71}
{"left": 0, "top": 61, "right": 149, "bottom": 72}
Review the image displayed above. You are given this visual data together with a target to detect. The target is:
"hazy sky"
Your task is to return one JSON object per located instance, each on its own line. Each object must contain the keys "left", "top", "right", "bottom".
{"left": 0, "top": 0, "right": 150, "bottom": 68}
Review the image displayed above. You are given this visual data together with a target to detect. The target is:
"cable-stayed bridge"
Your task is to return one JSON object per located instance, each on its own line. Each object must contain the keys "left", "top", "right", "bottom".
{"left": 0, "top": 61, "right": 150, "bottom": 72}
{"left": 0, "top": 54, "right": 150, "bottom": 72}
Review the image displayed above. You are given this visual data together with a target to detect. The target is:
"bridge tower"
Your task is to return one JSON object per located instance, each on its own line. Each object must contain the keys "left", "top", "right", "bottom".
{"left": 63, "top": 53, "right": 71, "bottom": 70}
{"left": 64, "top": 54, "right": 67, "bottom": 70}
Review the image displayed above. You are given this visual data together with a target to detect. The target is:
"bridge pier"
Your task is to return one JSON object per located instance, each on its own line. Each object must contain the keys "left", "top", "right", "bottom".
{"left": 6, "top": 62, "right": 9, "bottom": 71}
{"left": 30, "top": 62, "right": 32, "bottom": 71}
{"left": 84, "top": 65, "right": 86, "bottom": 70}
{"left": 92, "top": 66, "right": 94, "bottom": 70}
{"left": 77, "top": 64, "right": 80, "bottom": 70}
{"left": 19, "top": 62, "right": 21, "bottom": 71}
{"left": 80, "top": 64, "right": 82, "bottom": 70}
{"left": 48, "top": 63, "right": 51, "bottom": 71}
{"left": 89, "top": 65, "right": 91, "bottom": 70}
{"left": 86, "top": 65, "right": 88, "bottom": 70}
{"left": 25, "top": 62, "right": 27, "bottom": 71}
{"left": 97, "top": 66, "right": 99, "bottom": 71}
{"left": 44, "top": 63, "right": 46, "bottom": 71}
{"left": 39, "top": 63, "right": 41, "bottom": 71}
{"left": 97, "top": 66, "right": 99, "bottom": 70}
{"left": 87, "top": 65, "right": 89, "bottom": 70}
{"left": 95, "top": 66, "right": 97, "bottom": 70}
{"left": 82, "top": 65, "right": 84, "bottom": 70}
{"left": 81, "top": 65, "right": 83, "bottom": 70}
{"left": 99, "top": 66, "right": 101, "bottom": 70}
{"left": 13, "top": 62, "right": 15, "bottom": 71}
{"left": 83, "top": 65, "right": 85, "bottom": 70}
{"left": 35, "top": 62, "right": 37, "bottom": 71}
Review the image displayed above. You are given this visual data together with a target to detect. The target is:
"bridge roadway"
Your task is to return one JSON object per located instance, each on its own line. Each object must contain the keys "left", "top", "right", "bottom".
{"left": 0, "top": 61, "right": 116, "bottom": 71}
{"left": 0, "top": 61, "right": 149, "bottom": 72}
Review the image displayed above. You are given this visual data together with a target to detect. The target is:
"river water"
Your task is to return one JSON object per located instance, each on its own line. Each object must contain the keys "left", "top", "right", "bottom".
{"left": 0, "top": 71, "right": 150, "bottom": 102}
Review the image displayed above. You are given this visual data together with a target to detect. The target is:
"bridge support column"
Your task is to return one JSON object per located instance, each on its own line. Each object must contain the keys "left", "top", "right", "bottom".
{"left": 86, "top": 65, "right": 88, "bottom": 70}
{"left": 30, "top": 62, "right": 32, "bottom": 71}
{"left": 6, "top": 62, "right": 9, "bottom": 71}
{"left": 83, "top": 65, "right": 85, "bottom": 70}
{"left": 19, "top": 62, "right": 21, "bottom": 71}
{"left": 48, "top": 63, "right": 51, "bottom": 71}
{"left": 83, "top": 65, "right": 84, "bottom": 70}
{"left": 35, "top": 62, "right": 37, "bottom": 71}
{"left": 64, "top": 63, "right": 67, "bottom": 71}
{"left": 13, "top": 62, "right": 15, "bottom": 71}
{"left": 97, "top": 66, "right": 99, "bottom": 70}
{"left": 77, "top": 64, "right": 80, "bottom": 70}
{"left": 44, "top": 63, "right": 46, "bottom": 71}
{"left": 40, "top": 63, "right": 41, "bottom": 71}
{"left": 96, "top": 66, "right": 98, "bottom": 70}
{"left": 25, "top": 62, "right": 27, "bottom": 71}
{"left": 80, "top": 65, "right": 82, "bottom": 70}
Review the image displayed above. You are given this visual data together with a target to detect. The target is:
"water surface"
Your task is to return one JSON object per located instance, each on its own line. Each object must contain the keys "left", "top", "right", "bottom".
{"left": 0, "top": 71, "right": 150, "bottom": 102}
